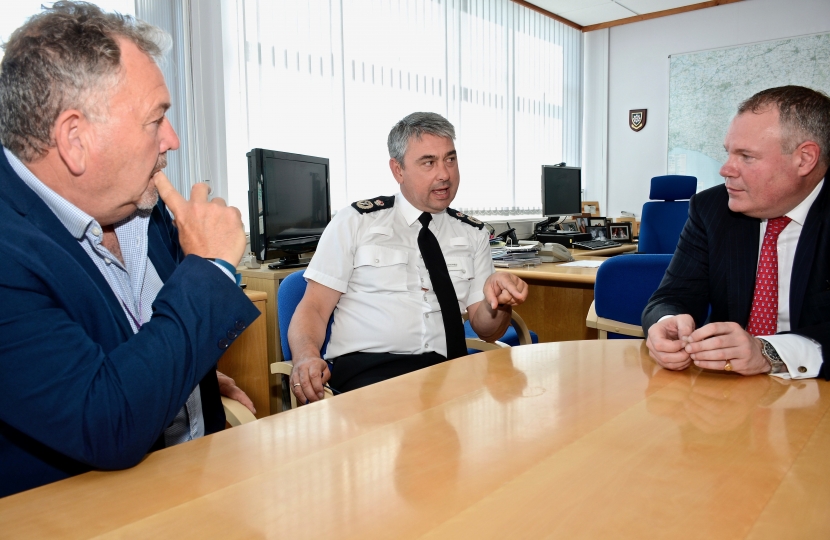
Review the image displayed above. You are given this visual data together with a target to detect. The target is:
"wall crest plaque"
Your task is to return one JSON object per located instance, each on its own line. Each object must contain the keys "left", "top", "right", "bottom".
{"left": 629, "top": 109, "right": 647, "bottom": 132}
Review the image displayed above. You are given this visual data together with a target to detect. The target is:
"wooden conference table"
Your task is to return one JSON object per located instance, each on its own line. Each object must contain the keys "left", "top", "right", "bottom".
{"left": 3, "top": 340, "right": 828, "bottom": 539}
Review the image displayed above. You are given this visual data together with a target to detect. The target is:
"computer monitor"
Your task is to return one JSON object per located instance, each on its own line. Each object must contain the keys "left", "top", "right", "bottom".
{"left": 247, "top": 149, "right": 331, "bottom": 265}
{"left": 541, "top": 165, "right": 582, "bottom": 217}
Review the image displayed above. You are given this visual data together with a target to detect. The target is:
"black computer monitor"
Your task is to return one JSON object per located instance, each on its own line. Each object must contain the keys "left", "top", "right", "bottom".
{"left": 542, "top": 165, "right": 581, "bottom": 217}
{"left": 247, "top": 149, "right": 331, "bottom": 265}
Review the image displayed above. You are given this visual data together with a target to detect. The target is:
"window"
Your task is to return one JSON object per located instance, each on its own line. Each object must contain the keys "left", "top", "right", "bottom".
{"left": 222, "top": 0, "right": 582, "bottom": 226}
{"left": 1, "top": 1, "right": 135, "bottom": 59}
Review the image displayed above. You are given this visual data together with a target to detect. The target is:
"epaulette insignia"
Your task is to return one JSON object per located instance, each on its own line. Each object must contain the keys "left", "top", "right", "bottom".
{"left": 446, "top": 207, "right": 484, "bottom": 229}
{"left": 351, "top": 195, "right": 396, "bottom": 214}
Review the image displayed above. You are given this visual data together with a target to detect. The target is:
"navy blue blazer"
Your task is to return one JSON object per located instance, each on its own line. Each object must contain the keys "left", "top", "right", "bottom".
{"left": 0, "top": 149, "right": 261, "bottom": 497}
{"left": 642, "top": 182, "right": 830, "bottom": 379}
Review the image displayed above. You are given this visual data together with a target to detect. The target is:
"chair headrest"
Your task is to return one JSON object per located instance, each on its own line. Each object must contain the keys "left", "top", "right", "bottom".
{"left": 649, "top": 175, "right": 696, "bottom": 201}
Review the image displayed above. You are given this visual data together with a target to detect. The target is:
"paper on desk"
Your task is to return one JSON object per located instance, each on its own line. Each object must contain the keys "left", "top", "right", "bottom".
{"left": 559, "top": 260, "right": 604, "bottom": 268}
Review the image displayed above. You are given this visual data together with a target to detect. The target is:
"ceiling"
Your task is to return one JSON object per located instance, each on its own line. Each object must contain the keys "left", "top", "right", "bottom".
{"left": 524, "top": 0, "right": 732, "bottom": 29}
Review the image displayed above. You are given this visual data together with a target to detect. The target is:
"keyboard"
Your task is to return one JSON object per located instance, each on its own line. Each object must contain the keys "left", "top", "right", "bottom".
{"left": 572, "top": 239, "right": 622, "bottom": 250}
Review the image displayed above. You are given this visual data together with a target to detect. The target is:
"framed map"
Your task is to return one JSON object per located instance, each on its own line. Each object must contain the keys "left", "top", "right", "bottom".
{"left": 668, "top": 32, "right": 830, "bottom": 192}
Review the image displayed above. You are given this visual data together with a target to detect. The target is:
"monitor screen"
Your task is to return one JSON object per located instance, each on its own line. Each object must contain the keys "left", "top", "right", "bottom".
{"left": 247, "top": 149, "right": 331, "bottom": 263}
{"left": 542, "top": 166, "right": 581, "bottom": 217}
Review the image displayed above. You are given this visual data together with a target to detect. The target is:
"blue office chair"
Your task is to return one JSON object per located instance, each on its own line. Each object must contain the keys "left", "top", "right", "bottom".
{"left": 586, "top": 254, "right": 673, "bottom": 339}
{"left": 273, "top": 269, "right": 334, "bottom": 408}
{"left": 277, "top": 270, "right": 334, "bottom": 361}
{"left": 638, "top": 175, "right": 696, "bottom": 254}
{"left": 464, "top": 312, "right": 538, "bottom": 354}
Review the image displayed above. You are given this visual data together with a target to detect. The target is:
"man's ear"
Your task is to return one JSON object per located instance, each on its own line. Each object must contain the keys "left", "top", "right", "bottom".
{"left": 54, "top": 109, "right": 88, "bottom": 176}
{"left": 389, "top": 158, "right": 404, "bottom": 185}
{"left": 794, "top": 140, "right": 821, "bottom": 177}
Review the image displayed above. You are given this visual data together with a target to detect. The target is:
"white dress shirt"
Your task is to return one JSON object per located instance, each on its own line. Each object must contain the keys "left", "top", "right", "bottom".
{"left": 305, "top": 192, "right": 493, "bottom": 359}
{"left": 758, "top": 179, "right": 824, "bottom": 380}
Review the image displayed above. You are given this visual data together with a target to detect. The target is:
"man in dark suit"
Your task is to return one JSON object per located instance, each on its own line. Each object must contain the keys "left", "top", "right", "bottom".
{"left": 0, "top": 2, "right": 260, "bottom": 497}
{"left": 643, "top": 86, "right": 830, "bottom": 380}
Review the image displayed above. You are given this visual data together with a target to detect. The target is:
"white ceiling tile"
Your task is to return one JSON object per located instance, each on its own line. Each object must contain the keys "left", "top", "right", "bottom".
{"left": 529, "top": 0, "right": 608, "bottom": 15}
{"left": 562, "top": 2, "right": 638, "bottom": 26}
{"left": 615, "top": 0, "right": 701, "bottom": 15}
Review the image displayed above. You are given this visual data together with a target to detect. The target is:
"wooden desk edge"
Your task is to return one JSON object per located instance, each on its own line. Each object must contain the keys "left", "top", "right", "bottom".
{"left": 496, "top": 267, "right": 596, "bottom": 284}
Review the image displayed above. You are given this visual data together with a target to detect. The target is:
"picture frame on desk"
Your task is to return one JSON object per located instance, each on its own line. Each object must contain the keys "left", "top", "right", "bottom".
{"left": 587, "top": 226, "right": 608, "bottom": 240}
{"left": 574, "top": 217, "right": 590, "bottom": 233}
{"left": 608, "top": 222, "right": 632, "bottom": 243}
{"left": 582, "top": 201, "right": 601, "bottom": 216}
{"left": 588, "top": 217, "right": 607, "bottom": 227}
{"left": 559, "top": 221, "right": 578, "bottom": 232}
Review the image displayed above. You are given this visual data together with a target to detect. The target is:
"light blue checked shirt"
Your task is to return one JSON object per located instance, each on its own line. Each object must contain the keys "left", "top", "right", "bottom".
{"left": 5, "top": 147, "right": 203, "bottom": 447}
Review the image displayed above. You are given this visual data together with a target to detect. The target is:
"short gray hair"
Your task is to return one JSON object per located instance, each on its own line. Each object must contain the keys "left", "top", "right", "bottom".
{"left": 387, "top": 112, "right": 455, "bottom": 167}
{"left": 737, "top": 85, "right": 830, "bottom": 167}
{"left": 0, "top": 1, "right": 171, "bottom": 162}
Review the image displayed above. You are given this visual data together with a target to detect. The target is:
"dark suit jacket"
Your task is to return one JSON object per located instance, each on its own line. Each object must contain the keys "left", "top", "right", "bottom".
{"left": 642, "top": 183, "right": 830, "bottom": 379}
{"left": 0, "top": 149, "right": 261, "bottom": 497}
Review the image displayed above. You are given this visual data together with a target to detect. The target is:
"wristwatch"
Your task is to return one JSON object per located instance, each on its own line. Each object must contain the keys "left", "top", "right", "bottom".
{"left": 758, "top": 338, "right": 787, "bottom": 374}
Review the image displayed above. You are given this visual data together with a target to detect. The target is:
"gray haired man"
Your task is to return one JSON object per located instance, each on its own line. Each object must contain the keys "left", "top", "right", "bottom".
{"left": 288, "top": 112, "right": 528, "bottom": 403}
{"left": 0, "top": 1, "right": 256, "bottom": 496}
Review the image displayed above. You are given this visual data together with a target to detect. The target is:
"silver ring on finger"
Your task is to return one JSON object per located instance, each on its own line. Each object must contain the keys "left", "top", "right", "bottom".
{"left": 293, "top": 383, "right": 302, "bottom": 387}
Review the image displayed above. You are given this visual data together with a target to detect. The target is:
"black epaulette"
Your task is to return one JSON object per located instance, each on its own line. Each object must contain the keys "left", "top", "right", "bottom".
{"left": 446, "top": 207, "right": 484, "bottom": 229}
{"left": 351, "top": 195, "right": 395, "bottom": 214}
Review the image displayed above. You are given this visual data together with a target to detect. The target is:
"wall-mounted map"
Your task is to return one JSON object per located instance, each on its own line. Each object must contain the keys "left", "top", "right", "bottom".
{"left": 668, "top": 32, "right": 830, "bottom": 192}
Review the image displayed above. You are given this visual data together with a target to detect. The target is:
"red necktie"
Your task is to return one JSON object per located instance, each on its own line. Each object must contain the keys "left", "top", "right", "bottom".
{"left": 746, "top": 216, "right": 792, "bottom": 336}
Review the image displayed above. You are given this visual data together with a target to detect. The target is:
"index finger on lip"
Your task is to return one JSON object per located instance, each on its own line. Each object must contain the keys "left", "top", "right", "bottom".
{"left": 153, "top": 172, "right": 186, "bottom": 212}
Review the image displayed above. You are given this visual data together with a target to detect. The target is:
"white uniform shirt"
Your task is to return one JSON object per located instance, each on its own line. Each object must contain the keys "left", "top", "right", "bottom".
{"left": 305, "top": 192, "right": 493, "bottom": 359}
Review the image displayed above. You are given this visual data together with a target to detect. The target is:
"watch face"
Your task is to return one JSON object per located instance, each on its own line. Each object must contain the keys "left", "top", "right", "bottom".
{"left": 761, "top": 340, "right": 785, "bottom": 372}
{"left": 763, "top": 341, "right": 778, "bottom": 361}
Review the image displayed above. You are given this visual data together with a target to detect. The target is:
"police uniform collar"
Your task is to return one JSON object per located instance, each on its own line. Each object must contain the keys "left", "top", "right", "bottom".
{"left": 396, "top": 192, "right": 446, "bottom": 230}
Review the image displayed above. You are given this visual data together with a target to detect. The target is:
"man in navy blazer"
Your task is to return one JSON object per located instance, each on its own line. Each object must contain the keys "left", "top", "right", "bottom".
{"left": 643, "top": 86, "right": 830, "bottom": 380}
{"left": 0, "top": 2, "right": 260, "bottom": 497}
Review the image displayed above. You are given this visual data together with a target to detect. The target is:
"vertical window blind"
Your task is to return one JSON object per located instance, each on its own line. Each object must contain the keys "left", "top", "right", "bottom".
{"left": 224, "top": 0, "right": 582, "bottom": 223}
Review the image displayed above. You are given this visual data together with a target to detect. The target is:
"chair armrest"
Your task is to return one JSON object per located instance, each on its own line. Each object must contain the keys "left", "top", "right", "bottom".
{"left": 586, "top": 301, "right": 645, "bottom": 338}
{"left": 222, "top": 396, "right": 257, "bottom": 427}
{"left": 270, "top": 360, "right": 333, "bottom": 410}
{"left": 586, "top": 301, "right": 599, "bottom": 328}
{"left": 510, "top": 310, "right": 532, "bottom": 345}
{"left": 465, "top": 338, "right": 510, "bottom": 352}
{"left": 463, "top": 309, "right": 532, "bottom": 345}
{"left": 270, "top": 360, "right": 293, "bottom": 376}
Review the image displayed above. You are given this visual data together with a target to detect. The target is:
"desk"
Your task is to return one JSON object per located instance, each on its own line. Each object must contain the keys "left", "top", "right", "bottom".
{"left": 497, "top": 243, "right": 636, "bottom": 342}
{"left": 238, "top": 266, "right": 301, "bottom": 413}
{"left": 216, "top": 290, "right": 270, "bottom": 418}
{"left": 2, "top": 340, "right": 827, "bottom": 538}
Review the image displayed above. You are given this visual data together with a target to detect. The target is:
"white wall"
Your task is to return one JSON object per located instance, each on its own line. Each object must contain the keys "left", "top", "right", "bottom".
{"left": 581, "top": 28, "right": 609, "bottom": 213}
{"left": 583, "top": 0, "right": 830, "bottom": 218}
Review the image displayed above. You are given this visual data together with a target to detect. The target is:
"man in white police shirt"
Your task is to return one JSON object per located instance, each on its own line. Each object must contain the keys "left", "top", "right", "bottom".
{"left": 288, "top": 112, "right": 529, "bottom": 403}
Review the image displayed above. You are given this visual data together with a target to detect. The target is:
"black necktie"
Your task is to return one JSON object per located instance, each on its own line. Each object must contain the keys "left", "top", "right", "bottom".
{"left": 417, "top": 212, "right": 467, "bottom": 359}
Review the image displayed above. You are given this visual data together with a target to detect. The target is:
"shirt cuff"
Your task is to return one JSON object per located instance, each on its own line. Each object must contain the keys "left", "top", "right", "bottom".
{"left": 762, "top": 334, "right": 823, "bottom": 380}
{"left": 208, "top": 260, "right": 238, "bottom": 283}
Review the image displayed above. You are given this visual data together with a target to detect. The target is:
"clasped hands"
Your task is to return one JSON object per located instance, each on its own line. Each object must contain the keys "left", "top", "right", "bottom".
{"left": 646, "top": 315, "right": 771, "bottom": 375}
